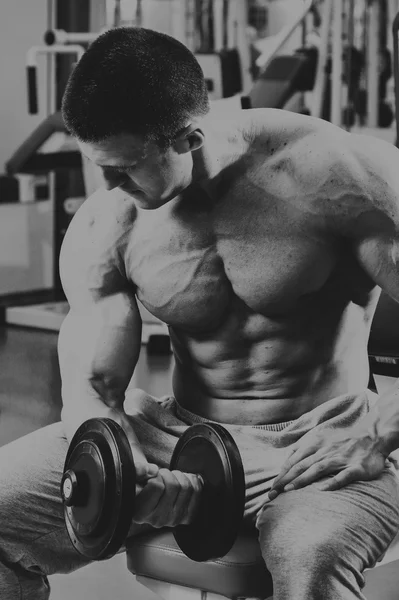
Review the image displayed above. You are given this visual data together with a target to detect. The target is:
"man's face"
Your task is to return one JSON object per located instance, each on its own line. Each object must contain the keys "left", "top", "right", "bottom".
{"left": 78, "top": 132, "right": 193, "bottom": 209}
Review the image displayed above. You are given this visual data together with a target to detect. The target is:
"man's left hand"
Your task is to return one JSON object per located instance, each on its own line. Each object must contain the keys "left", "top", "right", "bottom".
{"left": 268, "top": 429, "right": 387, "bottom": 500}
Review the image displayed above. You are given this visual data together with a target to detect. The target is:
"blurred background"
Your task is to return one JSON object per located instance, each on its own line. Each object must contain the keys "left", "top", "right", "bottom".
{"left": 1, "top": 1, "right": 399, "bottom": 598}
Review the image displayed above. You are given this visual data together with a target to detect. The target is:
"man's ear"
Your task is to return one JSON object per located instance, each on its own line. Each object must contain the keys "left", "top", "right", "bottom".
{"left": 174, "top": 127, "right": 204, "bottom": 154}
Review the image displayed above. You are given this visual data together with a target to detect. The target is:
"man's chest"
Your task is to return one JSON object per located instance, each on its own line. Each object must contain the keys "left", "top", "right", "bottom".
{"left": 124, "top": 200, "right": 338, "bottom": 329}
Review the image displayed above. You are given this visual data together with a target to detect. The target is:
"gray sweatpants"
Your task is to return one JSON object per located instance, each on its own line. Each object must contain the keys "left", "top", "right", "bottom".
{"left": 0, "top": 388, "right": 398, "bottom": 599}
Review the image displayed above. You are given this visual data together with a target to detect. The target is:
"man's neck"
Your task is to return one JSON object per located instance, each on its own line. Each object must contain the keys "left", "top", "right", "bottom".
{"left": 191, "top": 113, "right": 249, "bottom": 200}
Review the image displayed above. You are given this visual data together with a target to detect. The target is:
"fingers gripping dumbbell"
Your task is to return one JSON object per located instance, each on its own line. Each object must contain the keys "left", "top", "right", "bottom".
{"left": 61, "top": 418, "right": 245, "bottom": 562}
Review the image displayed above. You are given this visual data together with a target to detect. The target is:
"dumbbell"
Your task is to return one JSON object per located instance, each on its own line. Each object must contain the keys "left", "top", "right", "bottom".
{"left": 61, "top": 418, "right": 245, "bottom": 562}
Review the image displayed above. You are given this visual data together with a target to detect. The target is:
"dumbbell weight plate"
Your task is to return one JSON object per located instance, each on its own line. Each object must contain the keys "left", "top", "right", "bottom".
{"left": 61, "top": 418, "right": 136, "bottom": 560}
{"left": 170, "top": 423, "right": 246, "bottom": 562}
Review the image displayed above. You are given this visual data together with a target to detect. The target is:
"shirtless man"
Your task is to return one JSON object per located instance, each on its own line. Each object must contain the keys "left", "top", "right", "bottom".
{"left": 1, "top": 26, "right": 399, "bottom": 600}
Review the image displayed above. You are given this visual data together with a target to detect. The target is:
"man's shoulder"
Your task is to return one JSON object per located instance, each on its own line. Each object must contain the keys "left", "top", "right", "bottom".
{"left": 59, "top": 188, "right": 137, "bottom": 297}
{"left": 246, "top": 112, "right": 399, "bottom": 222}
{"left": 65, "top": 187, "right": 137, "bottom": 250}
{"left": 243, "top": 112, "right": 343, "bottom": 196}
{"left": 291, "top": 125, "right": 399, "bottom": 230}
{"left": 245, "top": 109, "right": 346, "bottom": 173}
{"left": 242, "top": 111, "right": 399, "bottom": 236}
{"left": 78, "top": 187, "right": 137, "bottom": 233}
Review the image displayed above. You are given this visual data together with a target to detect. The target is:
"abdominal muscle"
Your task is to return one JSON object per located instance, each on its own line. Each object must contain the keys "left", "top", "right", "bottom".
{"left": 169, "top": 297, "right": 372, "bottom": 426}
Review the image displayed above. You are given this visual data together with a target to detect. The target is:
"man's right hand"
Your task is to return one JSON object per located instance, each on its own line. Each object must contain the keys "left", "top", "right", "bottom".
{"left": 133, "top": 467, "right": 204, "bottom": 528}
{"left": 103, "top": 409, "right": 204, "bottom": 528}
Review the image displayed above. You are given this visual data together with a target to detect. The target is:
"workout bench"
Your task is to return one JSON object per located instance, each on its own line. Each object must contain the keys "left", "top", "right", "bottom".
{"left": 125, "top": 290, "right": 399, "bottom": 600}
{"left": 126, "top": 524, "right": 399, "bottom": 600}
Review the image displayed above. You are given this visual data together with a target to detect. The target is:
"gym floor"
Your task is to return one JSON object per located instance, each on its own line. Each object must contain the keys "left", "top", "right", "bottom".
{"left": 0, "top": 324, "right": 397, "bottom": 600}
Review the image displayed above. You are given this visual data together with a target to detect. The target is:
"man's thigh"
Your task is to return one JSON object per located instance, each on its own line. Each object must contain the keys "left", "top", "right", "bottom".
{"left": 0, "top": 422, "right": 94, "bottom": 575}
{"left": 256, "top": 466, "right": 399, "bottom": 572}
{"left": 0, "top": 422, "right": 68, "bottom": 540}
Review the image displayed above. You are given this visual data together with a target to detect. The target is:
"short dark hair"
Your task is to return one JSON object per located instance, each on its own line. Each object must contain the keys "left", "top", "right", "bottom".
{"left": 62, "top": 27, "right": 210, "bottom": 148}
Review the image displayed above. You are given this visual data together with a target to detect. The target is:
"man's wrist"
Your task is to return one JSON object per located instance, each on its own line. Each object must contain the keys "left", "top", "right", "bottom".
{"left": 358, "top": 409, "right": 399, "bottom": 458}
{"left": 374, "top": 432, "right": 399, "bottom": 457}
{"left": 61, "top": 400, "right": 126, "bottom": 443}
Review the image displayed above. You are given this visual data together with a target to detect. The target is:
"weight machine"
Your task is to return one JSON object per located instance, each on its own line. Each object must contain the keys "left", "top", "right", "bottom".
{"left": 393, "top": 7, "right": 399, "bottom": 145}
{"left": 243, "top": 0, "right": 396, "bottom": 133}
{"left": 327, "top": 0, "right": 395, "bottom": 130}
{"left": 241, "top": 0, "right": 320, "bottom": 114}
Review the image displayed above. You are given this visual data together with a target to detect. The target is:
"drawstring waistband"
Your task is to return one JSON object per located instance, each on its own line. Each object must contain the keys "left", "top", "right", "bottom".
{"left": 173, "top": 399, "right": 295, "bottom": 431}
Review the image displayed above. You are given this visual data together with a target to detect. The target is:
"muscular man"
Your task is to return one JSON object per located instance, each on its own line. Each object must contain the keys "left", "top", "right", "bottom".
{"left": 1, "top": 27, "right": 399, "bottom": 600}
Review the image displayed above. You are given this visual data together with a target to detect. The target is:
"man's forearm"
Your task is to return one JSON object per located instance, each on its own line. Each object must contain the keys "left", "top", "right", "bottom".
{"left": 61, "top": 378, "right": 126, "bottom": 442}
{"left": 359, "top": 380, "right": 399, "bottom": 456}
{"left": 60, "top": 376, "right": 155, "bottom": 480}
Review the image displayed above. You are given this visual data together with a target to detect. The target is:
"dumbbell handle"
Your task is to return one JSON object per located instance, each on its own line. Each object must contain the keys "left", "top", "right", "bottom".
{"left": 136, "top": 471, "right": 205, "bottom": 527}
{"left": 135, "top": 472, "right": 204, "bottom": 494}
{"left": 62, "top": 467, "right": 204, "bottom": 509}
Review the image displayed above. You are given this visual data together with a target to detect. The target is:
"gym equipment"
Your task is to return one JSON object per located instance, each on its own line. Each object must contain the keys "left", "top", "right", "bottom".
{"left": 353, "top": 42, "right": 393, "bottom": 129}
{"left": 241, "top": 46, "right": 318, "bottom": 110}
{"left": 342, "top": 0, "right": 356, "bottom": 130}
{"left": 27, "top": 45, "right": 84, "bottom": 115}
{"left": 306, "top": 0, "right": 396, "bottom": 129}
{"left": 342, "top": 106, "right": 356, "bottom": 128}
{"left": 44, "top": 28, "right": 99, "bottom": 46}
{"left": 241, "top": 0, "right": 319, "bottom": 112}
{"left": 378, "top": 101, "right": 394, "bottom": 128}
{"left": 0, "top": 176, "right": 19, "bottom": 203}
{"left": 254, "top": 0, "right": 313, "bottom": 73}
{"left": 311, "top": 0, "right": 334, "bottom": 119}
{"left": 354, "top": 90, "right": 394, "bottom": 129}
{"left": 394, "top": 11, "right": 399, "bottom": 147}
{"left": 194, "top": 0, "right": 242, "bottom": 100}
{"left": 196, "top": 49, "right": 242, "bottom": 99}
{"left": 6, "top": 112, "right": 80, "bottom": 174}
{"left": 363, "top": 0, "right": 394, "bottom": 129}
{"left": 61, "top": 418, "right": 245, "bottom": 562}
{"left": 170, "top": 422, "right": 245, "bottom": 561}
{"left": 379, "top": 47, "right": 392, "bottom": 99}
{"left": 62, "top": 418, "right": 136, "bottom": 560}
{"left": 343, "top": 46, "right": 364, "bottom": 92}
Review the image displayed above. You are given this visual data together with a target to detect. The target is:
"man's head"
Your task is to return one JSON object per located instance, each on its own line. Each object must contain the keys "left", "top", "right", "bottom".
{"left": 62, "top": 27, "right": 210, "bottom": 207}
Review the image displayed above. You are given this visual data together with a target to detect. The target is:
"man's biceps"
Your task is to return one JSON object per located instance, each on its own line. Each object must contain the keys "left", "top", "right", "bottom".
{"left": 66, "top": 292, "right": 141, "bottom": 330}
{"left": 92, "top": 291, "right": 142, "bottom": 328}
{"left": 59, "top": 310, "right": 100, "bottom": 349}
